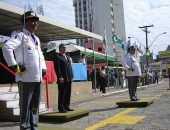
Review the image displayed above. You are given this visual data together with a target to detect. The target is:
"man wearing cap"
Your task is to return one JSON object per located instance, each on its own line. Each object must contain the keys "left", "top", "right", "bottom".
{"left": 121, "top": 46, "right": 142, "bottom": 101}
{"left": 2, "top": 11, "right": 46, "bottom": 130}
{"left": 53, "top": 43, "right": 74, "bottom": 113}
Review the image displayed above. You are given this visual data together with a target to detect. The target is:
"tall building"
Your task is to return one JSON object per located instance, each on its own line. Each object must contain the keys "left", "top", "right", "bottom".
{"left": 73, "top": 0, "right": 126, "bottom": 59}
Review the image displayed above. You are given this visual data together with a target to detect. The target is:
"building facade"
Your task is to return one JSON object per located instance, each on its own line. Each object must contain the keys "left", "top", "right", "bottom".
{"left": 73, "top": 0, "right": 126, "bottom": 59}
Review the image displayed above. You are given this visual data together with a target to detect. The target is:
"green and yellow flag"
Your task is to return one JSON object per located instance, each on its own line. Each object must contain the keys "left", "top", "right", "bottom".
{"left": 112, "top": 34, "right": 123, "bottom": 45}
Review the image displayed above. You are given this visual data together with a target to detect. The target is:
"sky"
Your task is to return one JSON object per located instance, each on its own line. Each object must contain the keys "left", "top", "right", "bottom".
{"left": 123, "top": 0, "right": 170, "bottom": 57}
{"left": 1, "top": 0, "right": 170, "bottom": 57}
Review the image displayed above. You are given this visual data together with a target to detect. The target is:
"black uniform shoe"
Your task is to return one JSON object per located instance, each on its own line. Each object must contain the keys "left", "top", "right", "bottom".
{"left": 131, "top": 98, "right": 137, "bottom": 101}
{"left": 59, "top": 109, "right": 67, "bottom": 113}
{"left": 65, "top": 107, "right": 74, "bottom": 111}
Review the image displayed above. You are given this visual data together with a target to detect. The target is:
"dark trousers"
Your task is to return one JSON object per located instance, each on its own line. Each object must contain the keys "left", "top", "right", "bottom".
{"left": 58, "top": 83, "right": 71, "bottom": 110}
{"left": 99, "top": 77, "right": 106, "bottom": 93}
{"left": 155, "top": 77, "right": 158, "bottom": 84}
{"left": 18, "top": 82, "right": 41, "bottom": 130}
{"left": 91, "top": 80, "right": 95, "bottom": 89}
{"left": 127, "top": 76, "right": 139, "bottom": 100}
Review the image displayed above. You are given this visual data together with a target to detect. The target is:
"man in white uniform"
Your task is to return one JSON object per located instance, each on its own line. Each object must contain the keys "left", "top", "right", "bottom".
{"left": 121, "top": 46, "right": 141, "bottom": 101}
{"left": 2, "top": 11, "right": 46, "bottom": 130}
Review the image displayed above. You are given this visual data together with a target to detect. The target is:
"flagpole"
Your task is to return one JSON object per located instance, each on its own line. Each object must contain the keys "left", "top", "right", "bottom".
{"left": 106, "top": 46, "right": 109, "bottom": 90}
{"left": 112, "top": 34, "right": 124, "bottom": 88}
{"left": 115, "top": 45, "right": 119, "bottom": 88}
{"left": 104, "top": 27, "right": 109, "bottom": 90}
{"left": 92, "top": 38, "right": 96, "bottom": 92}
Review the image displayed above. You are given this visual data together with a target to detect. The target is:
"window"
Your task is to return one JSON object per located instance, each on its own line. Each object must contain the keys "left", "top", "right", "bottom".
{"left": 83, "top": 0, "right": 86, "bottom": 5}
{"left": 98, "top": 47, "right": 102, "bottom": 52}
{"left": 79, "top": 1, "right": 81, "bottom": 6}
{"left": 83, "top": 6, "right": 86, "bottom": 11}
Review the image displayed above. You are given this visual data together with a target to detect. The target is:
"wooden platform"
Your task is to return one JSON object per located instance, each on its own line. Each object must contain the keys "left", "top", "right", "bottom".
{"left": 39, "top": 109, "right": 90, "bottom": 122}
{"left": 39, "top": 125, "right": 81, "bottom": 130}
{"left": 116, "top": 98, "right": 155, "bottom": 107}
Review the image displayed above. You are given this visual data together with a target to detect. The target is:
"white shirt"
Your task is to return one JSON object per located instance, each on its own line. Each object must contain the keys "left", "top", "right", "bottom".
{"left": 2, "top": 28, "right": 46, "bottom": 82}
{"left": 121, "top": 53, "right": 141, "bottom": 77}
{"left": 78, "top": 58, "right": 86, "bottom": 64}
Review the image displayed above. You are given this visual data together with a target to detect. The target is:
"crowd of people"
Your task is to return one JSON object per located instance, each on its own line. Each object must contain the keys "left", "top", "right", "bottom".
{"left": 89, "top": 67, "right": 126, "bottom": 93}
{"left": 88, "top": 46, "right": 163, "bottom": 101}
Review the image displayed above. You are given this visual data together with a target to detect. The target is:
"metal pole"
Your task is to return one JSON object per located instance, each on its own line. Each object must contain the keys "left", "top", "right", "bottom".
{"left": 92, "top": 38, "right": 96, "bottom": 92}
{"left": 139, "top": 24, "right": 153, "bottom": 69}
{"left": 115, "top": 45, "right": 119, "bottom": 87}
{"left": 145, "top": 29, "right": 149, "bottom": 67}
{"left": 44, "top": 75, "right": 50, "bottom": 109}
{"left": 104, "top": 26, "right": 109, "bottom": 90}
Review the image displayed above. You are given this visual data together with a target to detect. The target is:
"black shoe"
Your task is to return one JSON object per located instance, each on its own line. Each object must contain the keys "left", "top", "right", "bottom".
{"left": 58, "top": 109, "right": 67, "bottom": 113}
{"left": 65, "top": 107, "right": 74, "bottom": 111}
{"left": 131, "top": 98, "right": 137, "bottom": 101}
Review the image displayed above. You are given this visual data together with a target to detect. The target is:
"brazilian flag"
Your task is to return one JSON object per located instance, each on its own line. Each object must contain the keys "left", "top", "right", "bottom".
{"left": 112, "top": 34, "right": 123, "bottom": 45}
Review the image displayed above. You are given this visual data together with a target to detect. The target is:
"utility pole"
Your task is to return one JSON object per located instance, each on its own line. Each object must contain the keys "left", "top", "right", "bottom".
{"left": 139, "top": 25, "right": 153, "bottom": 69}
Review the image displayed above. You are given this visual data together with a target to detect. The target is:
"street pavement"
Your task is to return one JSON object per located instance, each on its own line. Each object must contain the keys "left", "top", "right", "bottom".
{"left": 0, "top": 79, "right": 170, "bottom": 130}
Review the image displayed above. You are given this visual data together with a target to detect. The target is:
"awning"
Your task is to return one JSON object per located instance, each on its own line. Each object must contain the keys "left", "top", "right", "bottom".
{"left": 0, "top": 1, "right": 103, "bottom": 43}
{"left": 65, "top": 44, "right": 115, "bottom": 64}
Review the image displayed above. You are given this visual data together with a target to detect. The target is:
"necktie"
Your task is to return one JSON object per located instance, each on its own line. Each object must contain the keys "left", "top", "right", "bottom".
{"left": 31, "top": 34, "right": 38, "bottom": 45}
{"left": 64, "top": 55, "right": 67, "bottom": 60}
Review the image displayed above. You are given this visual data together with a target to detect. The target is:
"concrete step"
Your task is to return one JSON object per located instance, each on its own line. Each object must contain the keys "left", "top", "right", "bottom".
{"left": 0, "top": 92, "right": 19, "bottom": 100}
{"left": 13, "top": 102, "right": 47, "bottom": 115}
{"left": 0, "top": 98, "right": 19, "bottom": 108}
{"left": 0, "top": 85, "right": 18, "bottom": 93}
{"left": 39, "top": 108, "right": 53, "bottom": 114}
{"left": 0, "top": 84, "right": 52, "bottom": 121}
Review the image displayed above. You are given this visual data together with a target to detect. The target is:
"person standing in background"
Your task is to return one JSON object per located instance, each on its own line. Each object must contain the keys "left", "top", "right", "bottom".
{"left": 2, "top": 11, "right": 46, "bottom": 130}
{"left": 121, "top": 46, "right": 142, "bottom": 101}
{"left": 53, "top": 44, "right": 74, "bottom": 113}
{"left": 99, "top": 66, "right": 107, "bottom": 94}
{"left": 66, "top": 52, "right": 73, "bottom": 63}
{"left": 78, "top": 54, "right": 86, "bottom": 64}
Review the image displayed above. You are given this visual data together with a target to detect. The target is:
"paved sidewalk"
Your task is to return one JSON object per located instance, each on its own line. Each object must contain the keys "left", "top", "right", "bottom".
{"left": 71, "top": 80, "right": 165, "bottom": 106}
{"left": 0, "top": 80, "right": 169, "bottom": 130}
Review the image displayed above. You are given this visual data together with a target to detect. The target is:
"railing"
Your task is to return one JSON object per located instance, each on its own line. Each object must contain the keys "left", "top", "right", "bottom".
{"left": 43, "top": 75, "right": 50, "bottom": 109}
{"left": 0, "top": 62, "right": 15, "bottom": 76}
{"left": 0, "top": 62, "right": 50, "bottom": 109}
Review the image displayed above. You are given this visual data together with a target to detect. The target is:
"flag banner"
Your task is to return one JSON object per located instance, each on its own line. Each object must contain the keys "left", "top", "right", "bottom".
{"left": 121, "top": 43, "right": 125, "bottom": 50}
{"left": 127, "top": 39, "right": 131, "bottom": 47}
{"left": 112, "top": 34, "right": 123, "bottom": 45}
{"left": 103, "top": 27, "right": 107, "bottom": 54}
{"left": 103, "top": 38, "right": 106, "bottom": 51}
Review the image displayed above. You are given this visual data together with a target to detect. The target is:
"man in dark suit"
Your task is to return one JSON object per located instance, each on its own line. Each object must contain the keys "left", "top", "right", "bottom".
{"left": 53, "top": 44, "right": 74, "bottom": 113}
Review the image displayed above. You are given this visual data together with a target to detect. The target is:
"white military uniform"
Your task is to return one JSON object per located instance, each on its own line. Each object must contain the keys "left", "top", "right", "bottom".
{"left": 121, "top": 53, "right": 141, "bottom": 77}
{"left": 2, "top": 28, "right": 46, "bottom": 82}
{"left": 121, "top": 53, "right": 141, "bottom": 101}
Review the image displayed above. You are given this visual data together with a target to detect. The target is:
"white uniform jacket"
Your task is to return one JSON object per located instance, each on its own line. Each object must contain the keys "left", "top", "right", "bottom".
{"left": 2, "top": 28, "right": 46, "bottom": 82}
{"left": 121, "top": 53, "right": 141, "bottom": 77}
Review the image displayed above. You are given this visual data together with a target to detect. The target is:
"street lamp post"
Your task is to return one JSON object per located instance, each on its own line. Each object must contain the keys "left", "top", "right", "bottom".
{"left": 149, "top": 32, "right": 167, "bottom": 48}
{"left": 128, "top": 32, "right": 167, "bottom": 69}
{"left": 128, "top": 36, "right": 145, "bottom": 48}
